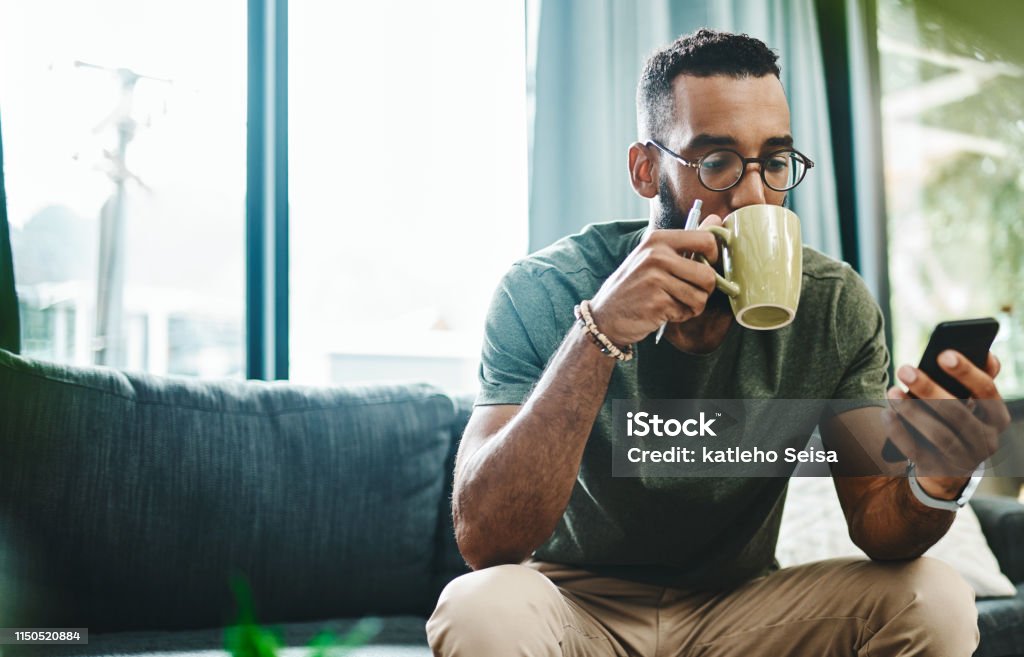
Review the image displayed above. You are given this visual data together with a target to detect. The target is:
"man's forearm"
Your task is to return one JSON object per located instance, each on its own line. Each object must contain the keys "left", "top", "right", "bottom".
{"left": 846, "top": 476, "right": 956, "bottom": 560}
{"left": 453, "top": 326, "right": 616, "bottom": 569}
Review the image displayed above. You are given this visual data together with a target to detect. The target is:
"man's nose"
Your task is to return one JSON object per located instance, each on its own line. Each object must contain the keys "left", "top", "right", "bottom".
{"left": 728, "top": 163, "right": 767, "bottom": 208}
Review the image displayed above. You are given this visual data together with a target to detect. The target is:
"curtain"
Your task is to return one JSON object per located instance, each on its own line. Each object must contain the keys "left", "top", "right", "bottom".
{"left": 0, "top": 110, "right": 20, "bottom": 354}
{"left": 529, "top": 0, "right": 842, "bottom": 259}
{"left": 529, "top": 1, "right": 671, "bottom": 252}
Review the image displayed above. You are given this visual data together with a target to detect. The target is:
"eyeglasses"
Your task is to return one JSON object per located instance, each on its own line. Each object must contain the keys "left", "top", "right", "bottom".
{"left": 647, "top": 139, "right": 815, "bottom": 192}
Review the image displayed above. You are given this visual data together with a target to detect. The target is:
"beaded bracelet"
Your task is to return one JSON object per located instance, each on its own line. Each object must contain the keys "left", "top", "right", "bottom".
{"left": 573, "top": 299, "right": 635, "bottom": 362}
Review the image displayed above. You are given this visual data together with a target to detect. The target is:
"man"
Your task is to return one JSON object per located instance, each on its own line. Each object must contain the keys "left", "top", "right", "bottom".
{"left": 427, "top": 29, "right": 1010, "bottom": 656}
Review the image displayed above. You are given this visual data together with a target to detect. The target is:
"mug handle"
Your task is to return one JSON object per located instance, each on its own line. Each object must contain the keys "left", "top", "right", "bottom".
{"left": 697, "top": 225, "right": 741, "bottom": 298}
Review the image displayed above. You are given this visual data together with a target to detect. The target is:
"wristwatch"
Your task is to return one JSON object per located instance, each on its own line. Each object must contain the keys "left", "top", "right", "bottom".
{"left": 907, "top": 461, "right": 985, "bottom": 511}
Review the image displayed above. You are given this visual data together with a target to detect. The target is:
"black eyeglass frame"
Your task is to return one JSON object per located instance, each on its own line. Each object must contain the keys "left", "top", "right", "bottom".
{"left": 647, "top": 139, "right": 815, "bottom": 192}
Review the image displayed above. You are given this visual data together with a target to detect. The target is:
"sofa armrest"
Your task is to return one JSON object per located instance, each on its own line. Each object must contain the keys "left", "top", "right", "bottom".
{"left": 970, "top": 494, "right": 1024, "bottom": 583}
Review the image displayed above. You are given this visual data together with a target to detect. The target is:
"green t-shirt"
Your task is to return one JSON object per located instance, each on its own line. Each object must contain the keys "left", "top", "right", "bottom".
{"left": 476, "top": 219, "right": 890, "bottom": 590}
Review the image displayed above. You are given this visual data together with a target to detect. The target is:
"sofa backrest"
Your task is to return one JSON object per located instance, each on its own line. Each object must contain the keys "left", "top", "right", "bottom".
{"left": 0, "top": 349, "right": 460, "bottom": 631}
{"left": 432, "top": 395, "right": 473, "bottom": 594}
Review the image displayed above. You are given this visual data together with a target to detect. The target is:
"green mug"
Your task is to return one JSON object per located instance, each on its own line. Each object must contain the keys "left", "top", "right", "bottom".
{"left": 698, "top": 204, "right": 802, "bottom": 330}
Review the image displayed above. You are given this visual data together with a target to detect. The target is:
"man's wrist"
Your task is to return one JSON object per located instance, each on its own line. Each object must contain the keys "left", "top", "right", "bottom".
{"left": 906, "top": 461, "right": 985, "bottom": 511}
{"left": 916, "top": 475, "right": 971, "bottom": 501}
{"left": 574, "top": 300, "right": 634, "bottom": 362}
{"left": 567, "top": 320, "right": 620, "bottom": 368}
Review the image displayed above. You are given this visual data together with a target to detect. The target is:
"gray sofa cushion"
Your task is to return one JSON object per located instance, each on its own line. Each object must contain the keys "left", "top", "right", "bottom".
{"left": 976, "top": 585, "right": 1024, "bottom": 657}
{"left": 973, "top": 495, "right": 1024, "bottom": 584}
{"left": 431, "top": 394, "right": 473, "bottom": 597}
{"left": 0, "top": 350, "right": 455, "bottom": 631}
{"left": 968, "top": 496, "right": 1024, "bottom": 657}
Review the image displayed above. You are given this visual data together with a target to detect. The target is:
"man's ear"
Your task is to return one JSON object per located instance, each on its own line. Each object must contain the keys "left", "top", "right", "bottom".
{"left": 628, "top": 142, "right": 658, "bottom": 199}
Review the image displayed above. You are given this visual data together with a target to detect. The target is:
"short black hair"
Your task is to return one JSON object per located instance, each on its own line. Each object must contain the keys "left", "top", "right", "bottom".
{"left": 636, "top": 28, "right": 781, "bottom": 140}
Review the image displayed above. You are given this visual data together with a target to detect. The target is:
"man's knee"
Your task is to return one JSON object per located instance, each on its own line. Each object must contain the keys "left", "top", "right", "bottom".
{"left": 431, "top": 563, "right": 562, "bottom": 621}
{"left": 426, "top": 564, "right": 565, "bottom": 654}
{"left": 881, "top": 557, "right": 976, "bottom": 619}
{"left": 870, "top": 557, "right": 978, "bottom": 653}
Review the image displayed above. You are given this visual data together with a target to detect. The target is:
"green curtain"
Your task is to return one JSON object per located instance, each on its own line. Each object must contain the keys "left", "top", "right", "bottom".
{"left": 529, "top": 0, "right": 842, "bottom": 259}
{"left": 0, "top": 110, "right": 20, "bottom": 354}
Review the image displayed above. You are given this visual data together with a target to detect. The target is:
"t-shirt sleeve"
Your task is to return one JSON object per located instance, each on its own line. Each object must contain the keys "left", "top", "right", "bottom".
{"left": 475, "top": 264, "right": 561, "bottom": 406}
{"left": 827, "top": 266, "right": 891, "bottom": 415}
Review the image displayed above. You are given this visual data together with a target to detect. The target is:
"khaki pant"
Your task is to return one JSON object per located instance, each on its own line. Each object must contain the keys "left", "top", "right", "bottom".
{"left": 426, "top": 557, "right": 978, "bottom": 656}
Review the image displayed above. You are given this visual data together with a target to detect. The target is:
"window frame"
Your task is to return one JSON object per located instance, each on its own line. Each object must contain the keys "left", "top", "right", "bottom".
{"left": 246, "top": 0, "right": 289, "bottom": 380}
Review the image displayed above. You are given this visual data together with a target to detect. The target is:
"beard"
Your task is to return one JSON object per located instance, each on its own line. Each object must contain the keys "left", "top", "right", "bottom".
{"left": 653, "top": 175, "right": 731, "bottom": 314}
{"left": 654, "top": 175, "right": 690, "bottom": 230}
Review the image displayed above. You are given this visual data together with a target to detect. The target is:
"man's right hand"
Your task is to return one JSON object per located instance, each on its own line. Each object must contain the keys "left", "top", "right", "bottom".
{"left": 589, "top": 218, "right": 723, "bottom": 346}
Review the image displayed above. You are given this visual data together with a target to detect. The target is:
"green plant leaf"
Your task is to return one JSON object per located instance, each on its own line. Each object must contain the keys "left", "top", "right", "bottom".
{"left": 225, "top": 574, "right": 281, "bottom": 657}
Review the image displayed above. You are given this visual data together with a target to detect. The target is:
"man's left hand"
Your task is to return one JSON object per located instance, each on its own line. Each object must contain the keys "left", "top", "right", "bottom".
{"left": 884, "top": 350, "right": 1011, "bottom": 500}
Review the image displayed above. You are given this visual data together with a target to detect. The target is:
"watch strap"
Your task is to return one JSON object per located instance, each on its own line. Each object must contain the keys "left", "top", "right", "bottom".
{"left": 907, "top": 461, "right": 985, "bottom": 511}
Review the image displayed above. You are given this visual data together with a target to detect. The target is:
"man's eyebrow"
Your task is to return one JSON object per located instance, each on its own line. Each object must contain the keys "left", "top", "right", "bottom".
{"left": 684, "top": 133, "right": 737, "bottom": 150}
{"left": 765, "top": 135, "right": 794, "bottom": 148}
{"left": 682, "top": 133, "right": 795, "bottom": 151}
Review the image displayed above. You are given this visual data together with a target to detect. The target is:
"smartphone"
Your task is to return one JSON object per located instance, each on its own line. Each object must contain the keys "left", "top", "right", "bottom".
{"left": 881, "top": 317, "right": 999, "bottom": 462}
{"left": 915, "top": 318, "right": 999, "bottom": 399}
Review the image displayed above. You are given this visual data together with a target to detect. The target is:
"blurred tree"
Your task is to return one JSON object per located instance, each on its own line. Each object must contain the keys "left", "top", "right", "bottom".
{"left": 879, "top": 0, "right": 1023, "bottom": 396}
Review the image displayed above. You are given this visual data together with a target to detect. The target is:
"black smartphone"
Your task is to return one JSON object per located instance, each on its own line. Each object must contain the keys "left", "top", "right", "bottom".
{"left": 881, "top": 317, "right": 1000, "bottom": 462}
{"left": 915, "top": 318, "right": 1000, "bottom": 399}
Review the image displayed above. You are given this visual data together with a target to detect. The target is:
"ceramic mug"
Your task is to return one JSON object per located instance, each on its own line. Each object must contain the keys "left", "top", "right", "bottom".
{"left": 698, "top": 204, "right": 802, "bottom": 330}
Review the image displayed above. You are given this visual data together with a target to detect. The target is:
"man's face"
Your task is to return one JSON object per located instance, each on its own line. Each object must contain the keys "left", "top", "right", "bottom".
{"left": 653, "top": 74, "right": 792, "bottom": 229}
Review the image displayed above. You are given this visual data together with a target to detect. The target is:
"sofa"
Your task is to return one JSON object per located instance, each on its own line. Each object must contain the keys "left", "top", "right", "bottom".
{"left": 0, "top": 348, "right": 1022, "bottom": 657}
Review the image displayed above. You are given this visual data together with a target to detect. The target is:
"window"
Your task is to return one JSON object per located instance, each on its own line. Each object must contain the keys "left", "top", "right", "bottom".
{"left": 288, "top": 0, "right": 529, "bottom": 391}
{"left": 0, "top": 0, "right": 246, "bottom": 377}
{"left": 877, "top": 0, "right": 1024, "bottom": 397}
{"left": 2, "top": 1, "right": 529, "bottom": 387}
